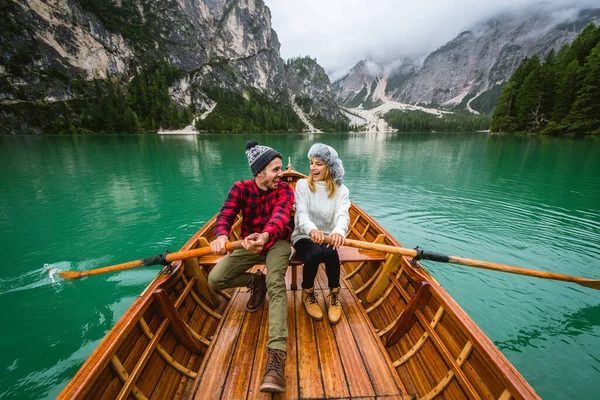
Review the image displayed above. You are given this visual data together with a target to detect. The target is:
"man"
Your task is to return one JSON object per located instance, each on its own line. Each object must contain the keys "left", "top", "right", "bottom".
{"left": 208, "top": 140, "right": 294, "bottom": 393}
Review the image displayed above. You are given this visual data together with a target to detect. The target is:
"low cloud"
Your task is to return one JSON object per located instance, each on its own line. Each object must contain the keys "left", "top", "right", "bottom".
{"left": 264, "top": 0, "right": 599, "bottom": 80}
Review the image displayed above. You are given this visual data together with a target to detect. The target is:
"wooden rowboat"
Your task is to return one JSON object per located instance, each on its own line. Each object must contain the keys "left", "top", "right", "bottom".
{"left": 58, "top": 166, "right": 540, "bottom": 399}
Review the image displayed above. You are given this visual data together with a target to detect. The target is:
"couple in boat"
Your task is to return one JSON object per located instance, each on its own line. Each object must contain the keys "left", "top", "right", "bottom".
{"left": 207, "top": 140, "right": 350, "bottom": 393}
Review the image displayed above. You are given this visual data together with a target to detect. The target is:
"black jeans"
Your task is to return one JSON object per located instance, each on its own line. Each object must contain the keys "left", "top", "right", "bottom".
{"left": 293, "top": 238, "right": 340, "bottom": 290}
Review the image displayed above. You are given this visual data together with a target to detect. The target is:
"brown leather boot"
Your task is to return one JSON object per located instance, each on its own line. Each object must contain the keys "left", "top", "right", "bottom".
{"left": 302, "top": 288, "right": 323, "bottom": 320}
{"left": 260, "top": 348, "right": 286, "bottom": 392}
{"left": 246, "top": 270, "right": 267, "bottom": 312}
{"left": 327, "top": 287, "right": 342, "bottom": 324}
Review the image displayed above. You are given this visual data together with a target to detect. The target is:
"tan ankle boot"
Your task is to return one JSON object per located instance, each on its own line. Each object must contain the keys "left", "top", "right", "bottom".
{"left": 327, "top": 287, "right": 342, "bottom": 324}
{"left": 260, "top": 348, "right": 286, "bottom": 392}
{"left": 302, "top": 288, "right": 323, "bottom": 320}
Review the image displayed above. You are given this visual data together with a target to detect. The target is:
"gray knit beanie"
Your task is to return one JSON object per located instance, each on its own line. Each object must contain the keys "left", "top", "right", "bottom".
{"left": 245, "top": 140, "right": 282, "bottom": 176}
{"left": 308, "top": 143, "right": 345, "bottom": 185}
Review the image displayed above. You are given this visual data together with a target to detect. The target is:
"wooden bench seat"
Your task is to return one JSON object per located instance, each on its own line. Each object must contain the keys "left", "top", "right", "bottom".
{"left": 288, "top": 246, "right": 386, "bottom": 290}
{"left": 195, "top": 245, "right": 386, "bottom": 290}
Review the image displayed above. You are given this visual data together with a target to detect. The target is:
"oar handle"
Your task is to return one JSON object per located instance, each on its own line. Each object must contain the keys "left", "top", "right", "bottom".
{"left": 59, "top": 240, "right": 243, "bottom": 280}
{"left": 325, "top": 237, "right": 418, "bottom": 257}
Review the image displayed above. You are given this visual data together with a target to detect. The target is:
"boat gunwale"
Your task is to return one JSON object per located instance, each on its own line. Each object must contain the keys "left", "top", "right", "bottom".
{"left": 57, "top": 269, "right": 175, "bottom": 398}
{"left": 341, "top": 188, "right": 539, "bottom": 398}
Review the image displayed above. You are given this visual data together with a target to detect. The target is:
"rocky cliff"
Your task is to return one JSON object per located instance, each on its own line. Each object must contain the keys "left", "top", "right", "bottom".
{"left": 285, "top": 57, "right": 348, "bottom": 132}
{"left": 333, "top": 58, "right": 419, "bottom": 109}
{"left": 0, "top": 0, "right": 340, "bottom": 133}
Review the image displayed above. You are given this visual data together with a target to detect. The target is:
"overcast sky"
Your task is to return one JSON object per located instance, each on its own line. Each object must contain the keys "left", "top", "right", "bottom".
{"left": 264, "top": 0, "right": 598, "bottom": 80}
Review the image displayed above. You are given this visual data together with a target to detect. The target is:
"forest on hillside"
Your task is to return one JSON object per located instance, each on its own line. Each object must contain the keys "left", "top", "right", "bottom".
{"left": 195, "top": 89, "right": 305, "bottom": 133}
{"left": 36, "top": 63, "right": 193, "bottom": 134}
{"left": 490, "top": 23, "right": 600, "bottom": 135}
{"left": 383, "top": 110, "right": 490, "bottom": 132}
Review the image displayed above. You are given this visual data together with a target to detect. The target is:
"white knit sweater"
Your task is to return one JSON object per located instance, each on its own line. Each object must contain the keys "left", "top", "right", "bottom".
{"left": 291, "top": 179, "right": 350, "bottom": 244}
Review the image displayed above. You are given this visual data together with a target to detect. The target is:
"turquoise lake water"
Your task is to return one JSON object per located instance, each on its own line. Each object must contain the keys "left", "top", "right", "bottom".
{"left": 0, "top": 132, "right": 599, "bottom": 399}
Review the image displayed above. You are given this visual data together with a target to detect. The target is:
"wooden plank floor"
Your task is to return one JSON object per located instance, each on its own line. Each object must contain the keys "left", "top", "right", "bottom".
{"left": 193, "top": 266, "right": 407, "bottom": 400}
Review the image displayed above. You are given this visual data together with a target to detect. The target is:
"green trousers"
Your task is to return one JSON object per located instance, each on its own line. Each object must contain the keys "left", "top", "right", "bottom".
{"left": 207, "top": 240, "right": 291, "bottom": 351}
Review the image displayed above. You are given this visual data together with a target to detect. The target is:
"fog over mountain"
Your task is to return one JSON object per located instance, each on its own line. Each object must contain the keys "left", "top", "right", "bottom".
{"left": 265, "top": 0, "right": 600, "bottom": 80}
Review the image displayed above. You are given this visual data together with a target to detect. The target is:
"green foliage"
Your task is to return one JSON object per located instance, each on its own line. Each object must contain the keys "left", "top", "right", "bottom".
{"left": 77, "top": 63, "right": 191, "bottom": 133}
{"left": 467, "top": 84, "right": 504, "bottom": 114}
{"left": 311, "top": 114, "right": 350, "bottom": 133}
{"left": 563, "top": 42, "right": 600, "bottom": 134}
{"left": 26, "top": 62, "right": 192, "bottom": 134}
{"left": 295, "top": 96, "right": 312, "bottom": 115}
{"left": 384, "top": 110, "right": 490, "bottom": 132}
{"left": 559, "top": 24, "right": 600, "bottom": 67}
{"left": 195, "top": 88, "right": 304, "bottom": 133}
{"left": 490, "top": 23, "right": 600, "bottom": 135}
{"left": 516, "top": 68, "right": 543, "bottom": 129}
{"left": 490, "top": 81, "right": 519, "bottom": 132}
{"left": 284, "top": 56, "right": 330, "bottom": 86}
{"left": 552, "top": 60, "right": 580, "bottom": 123}
{"left": 293, "top": 97, "right": 350, "bottom": 132}
{"left": 0, "top": 100, "right": 93, "bottom": 134}
{"left": 489, "top": 56, "right": 541, "bottom": 132}
{"left": 284, "top": 56, "right": 318, "bottom": 71}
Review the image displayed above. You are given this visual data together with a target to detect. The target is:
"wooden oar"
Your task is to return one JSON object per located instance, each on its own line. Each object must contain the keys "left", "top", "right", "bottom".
{"left": 325, "top": 237, "right": 600, "bottom": 290}
{"left": 58, "top": 240, "right": 243, "bottom": 280}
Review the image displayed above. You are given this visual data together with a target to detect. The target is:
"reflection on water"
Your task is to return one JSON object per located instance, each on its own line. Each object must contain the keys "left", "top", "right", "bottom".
{"left": 496, "top": 303, "right": 600, "bottom": 352}
{"left": 0, "top": 132, "right": 599, "bottom": 399}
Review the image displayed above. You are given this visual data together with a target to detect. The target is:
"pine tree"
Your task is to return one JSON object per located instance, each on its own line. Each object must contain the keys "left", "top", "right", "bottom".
{"left": 539, "top": 49, "right": 558, "bottom": 123}
{"left": 565, "top": 42, "right": 600, "bottom": 134}
{"left": 123, "top": 107, "right": 142, "bottom": 133}
{"left": 490, "top": 81, "right": 519, "bottom": 131}
{"left": 552, "top": 59, "right": 580, "bottom": 124}
{"left": 491, "top": 56, "right": 540, "bottom": 131}
{"left": 516, "top": 68, "right": 545, "bottom": 131}
{"left": 562, "top": 24, "right": 600, "bottom": 67}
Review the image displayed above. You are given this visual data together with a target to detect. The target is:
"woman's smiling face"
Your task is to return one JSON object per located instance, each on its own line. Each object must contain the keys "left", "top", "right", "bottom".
{"left": 310, "top": 158, "right": 329, "bottom": 181}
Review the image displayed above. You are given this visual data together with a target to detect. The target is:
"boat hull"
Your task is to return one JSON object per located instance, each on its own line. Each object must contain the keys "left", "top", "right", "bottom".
{"left": 58, "top": 168, "right": 539, "bottom": 400}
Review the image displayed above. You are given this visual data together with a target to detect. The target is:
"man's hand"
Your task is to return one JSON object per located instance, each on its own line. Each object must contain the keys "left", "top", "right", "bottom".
{"left": 210, "top": 235, "right": 230, "bottom": 255}
{"left": 243, "top": 232, "right": 269, "bottom": 254}
{"left": 309, "top": 229, "right": 325, "bottom": 245}
{"left": 328, "top": 233, "right": 345, "bottom": 250}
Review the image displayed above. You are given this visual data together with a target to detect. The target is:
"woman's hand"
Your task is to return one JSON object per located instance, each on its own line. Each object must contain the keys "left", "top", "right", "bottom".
{"left": 329, "top": 233, "right": 345, "bottom": 250}
{"left": 309, "top": 229, "right": 325, "bottom": 245}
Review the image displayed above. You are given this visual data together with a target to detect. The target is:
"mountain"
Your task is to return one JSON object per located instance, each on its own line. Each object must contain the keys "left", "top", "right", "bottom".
{"left": 334, "top": 7, "right": 600, "bottom": 115}
{"left": 333, "top": 58, "right": 420, "bottom": 109}
{"left": 0, "top": 0, "right": 342, "bottom": 133}
{"left": 285, "top": 57, "right": 348, "bottom": 132}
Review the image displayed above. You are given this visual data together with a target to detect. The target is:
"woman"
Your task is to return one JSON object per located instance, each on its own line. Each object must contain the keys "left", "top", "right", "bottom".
{"left": 291, "top": 143, "right": 350, "bottom": 324}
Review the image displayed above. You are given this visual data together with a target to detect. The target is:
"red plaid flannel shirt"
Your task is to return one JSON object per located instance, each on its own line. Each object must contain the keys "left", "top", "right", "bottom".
{"left": 214, "top": 179, "right": 294, "bottom": 253}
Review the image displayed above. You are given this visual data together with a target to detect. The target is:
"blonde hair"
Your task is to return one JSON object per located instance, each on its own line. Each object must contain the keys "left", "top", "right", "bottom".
{"left": 307, "top": 161, "right": 337, "bottom": 198}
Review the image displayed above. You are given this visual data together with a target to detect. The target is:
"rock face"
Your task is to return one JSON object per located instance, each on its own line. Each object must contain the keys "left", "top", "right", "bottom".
{"left": 285, "top": 57, "right": 347, "bottom": 130}
{"left": 333, "top": 59, "right": 419, "bottom": 109}
{"left": 334, "top": 7, "right": 600, "bottom": 114}
{"left": 0, "top": 0, "right": 340, "bottom": 133}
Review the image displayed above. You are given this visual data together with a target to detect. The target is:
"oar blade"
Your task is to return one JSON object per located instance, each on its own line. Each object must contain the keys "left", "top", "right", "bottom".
{"left": 57, "top": 271, "right": 82, "bottom": 280}
{"left": 576, "top": 279, "right": 600, "bottom": 290}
